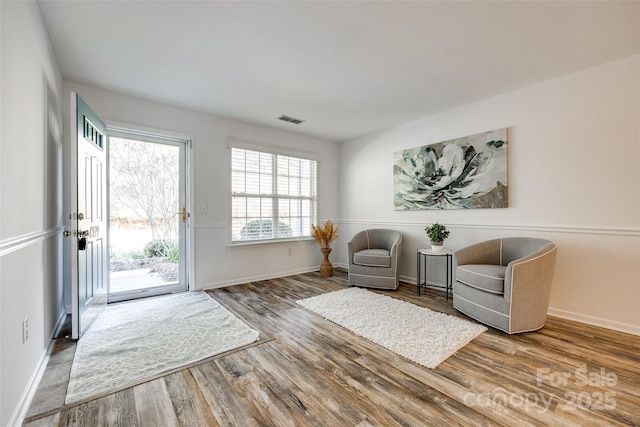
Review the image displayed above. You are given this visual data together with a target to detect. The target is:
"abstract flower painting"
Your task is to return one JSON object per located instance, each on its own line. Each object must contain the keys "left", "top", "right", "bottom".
{"left": 394, "top": 128, "right": 508, "bottom": 210}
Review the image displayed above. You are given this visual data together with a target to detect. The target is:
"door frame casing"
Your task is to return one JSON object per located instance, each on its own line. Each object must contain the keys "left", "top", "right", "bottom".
{"left": 105, "top": 120, "right": 194, "bottom": 299}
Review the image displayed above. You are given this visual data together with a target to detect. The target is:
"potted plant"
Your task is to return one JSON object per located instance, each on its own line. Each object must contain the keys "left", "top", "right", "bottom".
{"left": 425, "top": 222, "right": 450, "bottom": 252}
{"left": 311, "top": 220, "right": 339, "bottom": 277}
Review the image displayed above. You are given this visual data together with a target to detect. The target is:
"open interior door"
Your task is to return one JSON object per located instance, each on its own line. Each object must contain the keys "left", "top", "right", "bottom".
{"left": 68, "top": 93, "right": 108, "bottom": 339}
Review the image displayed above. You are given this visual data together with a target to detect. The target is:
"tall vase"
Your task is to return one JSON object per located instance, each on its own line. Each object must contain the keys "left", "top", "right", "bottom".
{"left": 320, "top": 247, "right": 333, "bottom": 277}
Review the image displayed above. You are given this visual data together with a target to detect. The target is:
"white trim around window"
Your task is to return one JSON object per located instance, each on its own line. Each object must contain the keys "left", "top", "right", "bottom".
{"left": 227, "top": 138, "right": 319, "bottom": 244}
{"left": 227, "top": 137, "right": 320, "bottom": 161}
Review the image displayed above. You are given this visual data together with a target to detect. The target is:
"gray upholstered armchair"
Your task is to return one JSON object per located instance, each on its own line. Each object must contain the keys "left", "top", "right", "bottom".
{"left": 348, "top": 229, "right": 402, "bottom": 290}
{"left": 453, "top": 237, "right": 557, "bottom": 334}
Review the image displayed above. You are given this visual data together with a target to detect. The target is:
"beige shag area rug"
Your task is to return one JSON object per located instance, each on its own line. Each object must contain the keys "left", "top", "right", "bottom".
{"left": 297, "top": 287, "right": 486, "bottom": 368}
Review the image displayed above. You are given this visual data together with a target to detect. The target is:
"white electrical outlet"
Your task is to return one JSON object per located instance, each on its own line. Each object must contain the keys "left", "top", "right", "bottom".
{"left": 288, "top": 248, "right": 292, "bottom": 256}
{"left": 22, "top": 318, "right": 28, "bottom": 343}
{"left": 197, "top": 204, "right": 208, "bottom": 213}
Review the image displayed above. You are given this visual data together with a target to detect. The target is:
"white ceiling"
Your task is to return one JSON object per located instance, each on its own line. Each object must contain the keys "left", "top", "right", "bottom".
{"left": 38, "top": 1, "right": 640, "bottom": 142}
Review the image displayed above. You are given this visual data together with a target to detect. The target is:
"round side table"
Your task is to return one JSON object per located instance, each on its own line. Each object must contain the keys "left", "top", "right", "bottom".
{"left": 416, "top": 248, "right": 454, "bottom": 300}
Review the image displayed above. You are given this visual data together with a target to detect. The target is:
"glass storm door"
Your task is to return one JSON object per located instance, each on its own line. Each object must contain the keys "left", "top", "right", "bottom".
{"left": 107, "top": 132, "right": 189, "bottom": 302}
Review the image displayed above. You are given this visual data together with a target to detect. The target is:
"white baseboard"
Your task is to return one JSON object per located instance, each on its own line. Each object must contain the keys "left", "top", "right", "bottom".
{"left": 405, "top": 274, "right": 640, "bottom": 336}
{"left": 8, "top": 349, "right": 49, "bottom": 427}
{"left": 338, "top": 270, "right": 424, "bottom": 289}
{"left": 547, "top": 307, "right": 640, "bottom": 336}
{"left": 200, "top": 266, "right": 321, "bottom": 290}
{"left": 8, "top": 310, "right": 67, "bottom": 427}
{"left": 412, "top": 276, "right": 639, "bottom": 336}
{"left": 204, "top": 266, "right": 640, "bottom": 337}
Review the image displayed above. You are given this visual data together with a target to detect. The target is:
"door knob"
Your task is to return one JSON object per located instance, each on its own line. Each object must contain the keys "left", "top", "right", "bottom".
{"left": 78, "top": 213, "right": 85, "bottom": 220}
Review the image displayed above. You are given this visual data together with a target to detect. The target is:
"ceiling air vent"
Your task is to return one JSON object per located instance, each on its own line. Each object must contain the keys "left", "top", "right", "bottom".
{"left": 278, "top": 115, "right": 305, "bottom": 125}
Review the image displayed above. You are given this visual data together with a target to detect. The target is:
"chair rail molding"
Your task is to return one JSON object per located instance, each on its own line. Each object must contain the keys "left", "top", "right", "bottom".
{"left": 0, "top": 226, "right": 65, "bottom": 257}
{"left": 194, "top": 222, "right": 228, "bottom": 229}
{"left": 336, "top": 220, "right": 640, "bottom": 238}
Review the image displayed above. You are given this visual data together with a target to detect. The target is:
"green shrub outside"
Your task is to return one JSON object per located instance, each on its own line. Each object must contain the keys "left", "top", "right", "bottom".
{"left": 144, "top": 239, "right": 178, "bottom": 262}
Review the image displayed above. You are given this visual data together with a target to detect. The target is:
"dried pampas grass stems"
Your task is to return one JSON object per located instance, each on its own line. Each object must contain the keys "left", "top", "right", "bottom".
{"left": 311, "top": 220, "right": 339, "bottom": 248}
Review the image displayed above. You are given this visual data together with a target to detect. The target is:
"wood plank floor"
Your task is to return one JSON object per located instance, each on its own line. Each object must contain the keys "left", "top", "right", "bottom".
{"left": 24, "top": 270, "right": 640, "bottom": 426}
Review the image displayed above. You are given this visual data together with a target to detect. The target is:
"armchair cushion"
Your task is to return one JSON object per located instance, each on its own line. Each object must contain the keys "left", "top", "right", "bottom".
{"left": 353, "top": 249, "right": 391, "bottom": 267}
{"left": 456, "top": 264, "right": 506, "bottom": 294}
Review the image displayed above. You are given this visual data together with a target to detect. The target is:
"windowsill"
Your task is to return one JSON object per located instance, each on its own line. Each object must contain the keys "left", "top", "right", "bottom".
{"left": 227, "top": 237, "right": 316, "bottom": 247}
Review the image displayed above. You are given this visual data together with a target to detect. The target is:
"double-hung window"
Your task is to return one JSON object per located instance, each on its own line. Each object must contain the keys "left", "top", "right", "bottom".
{"left": 230, "top": 143, "right": 317, "bottom": 243}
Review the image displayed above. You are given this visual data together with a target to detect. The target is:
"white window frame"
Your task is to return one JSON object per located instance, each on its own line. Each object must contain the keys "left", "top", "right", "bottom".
{"left": 227, "top": 138, "right": 318, "bottom": 245}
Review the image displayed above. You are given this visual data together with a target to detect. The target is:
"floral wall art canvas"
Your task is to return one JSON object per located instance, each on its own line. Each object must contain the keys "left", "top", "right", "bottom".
{"left": 394, "top": 128, "right": 508, "bottom": 210}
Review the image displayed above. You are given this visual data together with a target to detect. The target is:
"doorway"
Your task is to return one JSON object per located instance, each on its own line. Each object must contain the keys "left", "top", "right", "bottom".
{"left": 107, "top": 131, "right": 190, "bottom": 302}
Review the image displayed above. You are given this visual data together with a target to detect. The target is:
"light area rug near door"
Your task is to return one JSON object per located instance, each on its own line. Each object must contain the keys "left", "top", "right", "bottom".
{"left": 66, "top": 292, "right": 259, "bottom": 404}
{"left": 297, "top": 288, "right": 486, "bottom": 369}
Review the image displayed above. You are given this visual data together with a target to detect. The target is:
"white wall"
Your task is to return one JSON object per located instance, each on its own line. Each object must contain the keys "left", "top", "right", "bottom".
{"left": 62, "top": 81, "right": 340, "bottom": 294}
{"left": 337, "top": 54, "right": 640, "bottom": 334}
{"left": 0, "top": 2, "right": 65, "bottom": 426}
{"left": 0, "top": 3, "right": 635, "bottom": 424}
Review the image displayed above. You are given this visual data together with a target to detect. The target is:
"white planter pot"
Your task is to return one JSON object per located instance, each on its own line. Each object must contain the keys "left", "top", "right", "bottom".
{"left": 430, "top": 242, "right": 444, "bottom": 252}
